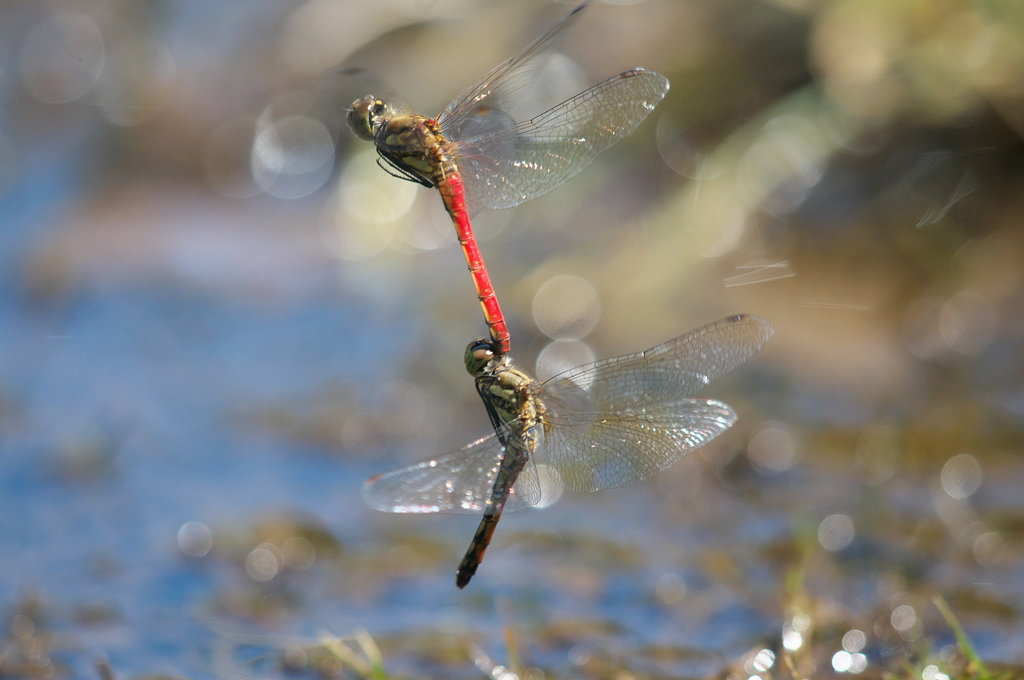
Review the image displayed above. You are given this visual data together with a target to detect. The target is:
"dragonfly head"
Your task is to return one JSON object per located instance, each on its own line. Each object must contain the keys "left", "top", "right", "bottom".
{"left": 464, "top": 339, "right": 504, "bottom": 377}
{"left": 347, "top": 95, "right": 386, "bottom": 141}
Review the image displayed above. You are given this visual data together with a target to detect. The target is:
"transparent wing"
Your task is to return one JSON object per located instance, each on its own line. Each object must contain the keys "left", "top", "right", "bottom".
{"left": 362, "top": 434, "right": 542, "bottom": 514}
{"left": 436, "top": 4, "right": 587, "bottom": 131}
{"left": 452, "top": 69, "right": 669, "bottom": 209}
{"left": 536, "top": 399, "right": 737, "bottom": 493}
{"left": 522, "top": 315, "right": 772, "bottom": 494}
{"left": 538, "top": 314, "right": 773, "bottom": 414}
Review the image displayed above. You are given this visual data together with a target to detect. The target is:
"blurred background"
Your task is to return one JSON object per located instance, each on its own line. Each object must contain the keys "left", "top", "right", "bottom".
{"left": 1, "top": 0, "right": 1022, "bottom": 677}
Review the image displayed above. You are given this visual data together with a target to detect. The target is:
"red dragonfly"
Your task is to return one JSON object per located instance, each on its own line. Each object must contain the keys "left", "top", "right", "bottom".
{"left": 344, "top": 4, "right": 669, "bottom": 354}
{"left": 363, "top": 315, "right": 773, "bottom": 588}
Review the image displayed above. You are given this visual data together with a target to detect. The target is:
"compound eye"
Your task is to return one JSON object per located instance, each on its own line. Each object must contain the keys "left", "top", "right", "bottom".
{"left": 464, "top": 339, "right": 495, "bottom": 375}
{"left": 346, "top": 96, "right": 380, "bottom": 141}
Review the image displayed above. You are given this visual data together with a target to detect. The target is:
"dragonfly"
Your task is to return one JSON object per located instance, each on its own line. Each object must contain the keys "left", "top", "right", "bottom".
{"left": 363, "top": 314, "right": 773, "bottom": 588}
{"left": 343, "top": 4, "right": 670, "bottom": 354}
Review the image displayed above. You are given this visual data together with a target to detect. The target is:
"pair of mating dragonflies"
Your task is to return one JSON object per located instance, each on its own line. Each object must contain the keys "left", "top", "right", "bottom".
{"left": 341, "top": 4, "right": 772, "bottom": 587}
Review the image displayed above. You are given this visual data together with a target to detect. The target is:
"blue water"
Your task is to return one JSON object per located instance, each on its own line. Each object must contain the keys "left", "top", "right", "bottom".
{"left": 0, "top": 279, "right": 400, "bottom": 668}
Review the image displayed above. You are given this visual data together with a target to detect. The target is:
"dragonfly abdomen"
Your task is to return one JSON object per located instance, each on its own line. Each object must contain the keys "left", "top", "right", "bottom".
{"left": 455, "top": 437, "right": 530, "bottom": 588}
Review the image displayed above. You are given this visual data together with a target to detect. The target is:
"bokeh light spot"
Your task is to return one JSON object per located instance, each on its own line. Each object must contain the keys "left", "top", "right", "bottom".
{"left": 404, "top": 200, "right": 456, "bottom": 251}
{"left": 938, "top": 291, "right": 995, "bottom": 355}
{"left": 536, "top": 340, "right": 596, "bottom": 383}
{"left": 322, "top": 147, "right": 417, "bottom": 261}
{"left": 246, "top": 545, "right": 280, "bottom": 581}
{"left": 832, "top": 650, "right": 852, "bottom": 673}
{"left": 818, "top": 514, "right": 855, "bottom": 552}
{"left": 20, "top": 13, "right": 105, "bottom": 104}
{"left": 568, "top": 645, "right": 590, "bottom": 666}
{"left": 532, "top": 274, "right": 601, "bottom": 341}
{"left": 890, "top": 604, "right": 916, "bottom": 632}
{"left": 782, "top": 628, "right": 803, "bottom": 651}
{"left": 655, "top": 572, "right": 687, "bottom": 605}
{"left": 656, "top": 115, "right": 720, "bottom": 179}
{"left": 251, "top": 114, "right": 335, "bottom": 199}
{"left": 842, "top": 629, "right": 866, "bottom": 652}
{"left": 752, "top": 649, "right": 775, "bottom": 672}
{"left": 737, "top": 115, "right": 824, "bottom": 217}
{"left": 973, "top": 531, "right": 1004, "bottom": 566}
{"left": 11, "top": 614, "right": 35, "bottom": 641}
{"left": 748, "top": 421, "right": 798, "bottom": 472}
{"left": 940, "top": 453, "right": 982, "bottom": 499}
{"left": 177, "top": 521, "right": 213, "bottom": 558}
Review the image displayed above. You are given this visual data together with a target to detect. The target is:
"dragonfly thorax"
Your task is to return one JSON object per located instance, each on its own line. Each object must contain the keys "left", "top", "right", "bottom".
{"left": 374, "top": 114, "right": 448, "bottom": 187}
{"left": 465, "top": 338, "right": 538, "bottom": 426}
{"left": 479, "top": 365, "right": 534, "bottom": 424}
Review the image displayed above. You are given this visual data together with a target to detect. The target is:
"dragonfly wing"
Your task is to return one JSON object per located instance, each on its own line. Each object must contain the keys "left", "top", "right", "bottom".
{"left": 454, "top": 69, "right": 670, "bottom": 210}
{"left": 540, "top": 315, "right": 773, "bottom": 413}
{"left": 436, "top": 4, "right": 587, "bottom": 132}
{"left": 362, "top": 434, "right": 538, "bottom": 514}
{"left": 536, "top": 399, "right": 737, "bottom": 493}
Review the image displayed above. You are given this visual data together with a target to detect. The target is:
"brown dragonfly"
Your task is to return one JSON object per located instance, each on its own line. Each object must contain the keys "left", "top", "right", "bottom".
{"left": 363, "top": 315, "right": 773, "bottom": 588}
{"left": 343, "top": 4, "right": 669, "bottom": 353}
